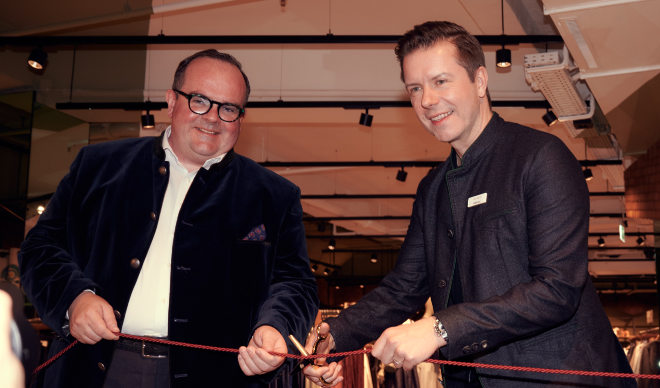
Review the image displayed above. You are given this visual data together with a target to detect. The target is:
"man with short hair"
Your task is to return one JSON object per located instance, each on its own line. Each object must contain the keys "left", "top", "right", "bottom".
{"left": 20, "top": 49, "right": 318, "bottom": 387}
{"left": 303, "top": 21, "right": 633, "bottom": 388}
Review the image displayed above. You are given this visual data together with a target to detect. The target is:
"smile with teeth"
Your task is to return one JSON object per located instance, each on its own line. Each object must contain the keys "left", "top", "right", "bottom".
{"left": 430, "top": 110, "right": 453, "bottom": 122}
{"left": 196, "top": 127, "right": 218, "bottom": 135}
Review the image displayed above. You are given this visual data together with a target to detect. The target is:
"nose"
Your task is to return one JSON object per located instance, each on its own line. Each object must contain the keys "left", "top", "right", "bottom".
{"left": 421, "top": 88, "right": 438, "bottom": 109}
{"left": 202, "top": 104, "right": 220, "bottom": 123}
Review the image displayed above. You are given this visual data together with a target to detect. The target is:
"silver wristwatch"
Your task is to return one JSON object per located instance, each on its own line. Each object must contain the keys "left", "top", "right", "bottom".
{"left": 434, "top": 317, "right": 449, "bottom": 343}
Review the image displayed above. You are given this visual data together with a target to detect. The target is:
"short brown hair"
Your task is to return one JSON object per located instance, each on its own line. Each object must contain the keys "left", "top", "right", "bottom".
{"left": 395, "top": 21, "right": 486, "bottom": 83}
{"left": 172, "top": 49, "right": 251, "bottom": 104}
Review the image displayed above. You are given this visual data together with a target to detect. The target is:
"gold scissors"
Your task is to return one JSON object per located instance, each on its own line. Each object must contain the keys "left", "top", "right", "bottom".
{"left": 289, "top": 331, "right": 331, "bottom": 386}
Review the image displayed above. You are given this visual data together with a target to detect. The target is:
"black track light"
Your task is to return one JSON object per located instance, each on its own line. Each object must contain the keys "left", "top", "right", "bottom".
{"left": 359, "top": 108, "right": 373, "bottom": 127}
{"left": 597, "top": 236, "right": 605, "bottom": 247}
{"left": 583, "top": 168, "right": 594, "bottom": 181}
{"left": 542, "top": 109, "right": 558, "bottom": 126}
{"left": 141, "top": 111, "right": 155, "bottom": 129}
{"left": 27, "top": 47, "right": 48, "bottom": 71}
{"left": 311, "top": 264, "right": 318, "bottom": 272}
{"left": 496, "top": 46, "right": 511, "bottom": 68}
{"left": 396, "top": 167, "right": 407, "bottom": 182}
{"left": 328, "top": 238, "right": 336, "bottom": 251}
{"left": 370, "top": 254, "right": 378, "bottom": 264}
{"left": 637, "top": 236, "right": 645, "bottom": 247}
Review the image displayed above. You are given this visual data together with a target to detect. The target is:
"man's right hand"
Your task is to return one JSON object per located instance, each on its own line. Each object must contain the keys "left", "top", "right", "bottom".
{"left": 68, "top": 291, "right": 119, "bottom": 344}
{"left": 302, "top": 322, "right": 343, "bottom": 387}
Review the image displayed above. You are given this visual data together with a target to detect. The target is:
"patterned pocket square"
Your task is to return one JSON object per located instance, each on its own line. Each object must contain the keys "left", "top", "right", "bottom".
{"left": 242, "top": 224, "right": 266, "bottom": 241}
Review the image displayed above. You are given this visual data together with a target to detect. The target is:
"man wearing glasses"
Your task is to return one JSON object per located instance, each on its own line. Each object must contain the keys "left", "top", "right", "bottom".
{"left": 19, "top": 49, "right": 319, "bottom": 387}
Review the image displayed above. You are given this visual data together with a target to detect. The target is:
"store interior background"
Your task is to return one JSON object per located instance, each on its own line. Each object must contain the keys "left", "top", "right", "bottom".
{"left": 1, "top": 0, "right": 659, "bottom": 339}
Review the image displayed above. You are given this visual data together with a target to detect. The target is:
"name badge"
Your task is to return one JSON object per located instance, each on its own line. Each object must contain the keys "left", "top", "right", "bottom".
{"left": 467, "top": 193, "right": 487, "bottom": 208}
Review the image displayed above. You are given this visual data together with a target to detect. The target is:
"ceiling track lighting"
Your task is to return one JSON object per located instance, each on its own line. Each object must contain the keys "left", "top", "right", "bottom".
{"left": 597, "top": 236, "right": 605, "bottom": 247}
{"left": 582, "top": 140, "right": 593, "bottom": 181}
{"left": 542, "top": 109, "right": 558, "bottom": 127}
{"left": 496, "top": 0, "right": 511, "bottom": 69}
{"left": 328, "top": 238, "right": 336, "bottom": 251}
{"left": 636, "top": 236, "right": 645, "bottom": 247}
{"left": 396, "top": 166, "right": 408, "bottom": 182}
{"left": 359, "top": 108, "right": 373, "bottom": 127}
{"left": 583, "top": 168, "right": 594, "bottom": 181}
{"left": 141, "top": 110, "right": 155, "bottom": 129}
{"left": 27, "top": 47, "right": 48, "bottom": 71}
{"left": 370, "top": 253, "right": 378, "bottom": 263}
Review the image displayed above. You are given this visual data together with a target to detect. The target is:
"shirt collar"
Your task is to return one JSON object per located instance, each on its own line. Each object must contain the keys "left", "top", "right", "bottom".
{"left": 162, "top": 126, "right": 226, "bottom": 171}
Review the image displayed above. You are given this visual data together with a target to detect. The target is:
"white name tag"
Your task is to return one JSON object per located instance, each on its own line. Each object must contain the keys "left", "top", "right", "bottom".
{"left": 467, "top": 193, "right": 487, "bottom": 208}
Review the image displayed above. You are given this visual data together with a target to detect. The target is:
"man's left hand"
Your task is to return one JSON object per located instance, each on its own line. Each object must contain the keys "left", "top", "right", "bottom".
{"left": 238, "top": 325, "right": 287, "bottom": 376}
{"left": 371, "top": 316, "right": 445, "bottom": 370}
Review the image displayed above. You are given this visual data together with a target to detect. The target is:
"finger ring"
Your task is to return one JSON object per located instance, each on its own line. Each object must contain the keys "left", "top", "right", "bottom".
{"left": 392, "top": 358, "right": 402, "bottom": 367}
{"left": 320, "top": 376, "right": 331, "bottom": 385}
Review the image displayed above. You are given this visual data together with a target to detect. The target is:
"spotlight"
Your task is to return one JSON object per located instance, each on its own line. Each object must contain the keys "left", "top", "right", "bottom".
{"left": 359, "top": 284, "right": 364, "bottom": 289}
{"left": 328, "top": 238, "right": 336, "bottom": 251}
{"left": 27, "top": 47, "right": 47, "bottom": 70}
{"left": 496, "top": 46, "right": 511, "bottom": 68}
{"left": 396, "top": 167, "right": 407, "bottom": 182}
{"left": 141, "top": 110, "right": 155, "bottom": 129}
{"left": 311, "top": 264, "right": 318, "bottom": 272}
{"left": 36, "top": 205, "right": 46, "bottom": 215}
{"left": 370, "top": 254, "right": 378, "bottom": 264}
{"left": 335, "top": 286, "right": 340, "bottom": 290}
{"left": 583, "top": 168, "right": 594, "bottom": 181}
{"left": 542, "top": 110, "right": 558, "bottom": 127}
{"left": 323, "top": 269, "right": 329, "bottom": 276}
{"left": 636, "top": 236, "right": 645, "bottom": 247}
{"left": 597, "top": 236, "right": 605, "bottom": 247}
{"left": 359, "top": 108, "right": 373, "bottom": 127}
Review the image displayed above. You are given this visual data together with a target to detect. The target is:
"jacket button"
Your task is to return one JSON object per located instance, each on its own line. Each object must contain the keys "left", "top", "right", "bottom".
{"left": 480, "top": 340, "right": 488, "bottom": 349}
{"left": 114, "top": 310, "right": 122, "bottom": 320}
{"left": 438, "top": 280, "right": 447, "bottom": 288}
{"left": 130, "top": 258, "right": 141, "bottom": 269}
{"left": 471, "top": 343, "right": 480, "bottom": 352}
{"left": 158, "top": 166, "right": 167, "bottom": 175}
{"left": 447, "top": 229, "right": 455, "bottom": 239}
{"left": 150, "top": 211, "right": 157, "bottom": 221}
{"left": 97, "top": 362, "right": 106, "bottom": 371}
{"left": 462, "top": 346, "right": 471, "bottom": 354}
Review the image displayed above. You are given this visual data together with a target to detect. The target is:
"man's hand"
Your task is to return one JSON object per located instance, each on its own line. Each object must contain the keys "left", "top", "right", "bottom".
{"left": 68, "top": 291, "right": 119, "bottom": 344}
{"left": 238, "top": 325, "right": 286, "bottom": 376}
{"left": 302, "top": 322, "right": 343, "bottom": 387}
{"left": 371, "top": 316, "right": 445, "bottom": 370}
{"left": 0, "top": 290, "right": 23, "bottom": 388}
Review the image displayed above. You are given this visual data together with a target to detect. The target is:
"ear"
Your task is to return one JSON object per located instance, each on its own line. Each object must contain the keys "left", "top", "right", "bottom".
{"left": 165, "top": 89, "right": 177, "bottom": 119}
{"left": 474, "top": 66, "right": 488, "bottom": 98}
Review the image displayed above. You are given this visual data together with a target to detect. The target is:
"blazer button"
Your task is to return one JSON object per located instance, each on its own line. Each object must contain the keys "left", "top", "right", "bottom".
{"left": 462, "top": 345, "right": 471, "bottom": 354}
{"left": 130, "top": 258, "right": 141, "bottom": 269}
{"left": 471, "top": 343, "right": 480, "bottom": 352}
{"left": 158, "top": 166, "right": 167, "bottom": 175}
{"left": 438, "top": 280, "right": 447, "bottom": 288}
{"left": 150, "top": 211, "right": 157, "bottom": 221}
{"left": 97, "top": 362, "right": 106, "bottom": 371}
{"left": 114, "top": 310, "right": 122, "bottom": 320}
{"left": 447, "top": 229, "right": 455, "bottom": 239}
{"left": 480, "top": 340, "right": 489, "bottom": 349}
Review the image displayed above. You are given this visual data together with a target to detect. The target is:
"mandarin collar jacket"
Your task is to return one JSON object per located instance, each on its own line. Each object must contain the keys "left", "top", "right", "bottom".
{"left": 19, "top": 134, "right": 319, "bottom": 387}
{"left": 328, "top": 113, "right": 633, "bottom": 387}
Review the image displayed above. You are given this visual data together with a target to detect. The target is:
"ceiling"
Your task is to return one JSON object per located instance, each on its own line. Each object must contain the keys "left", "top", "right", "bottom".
{"left": 0, "top": 0, "right": 658, "bottom": 287}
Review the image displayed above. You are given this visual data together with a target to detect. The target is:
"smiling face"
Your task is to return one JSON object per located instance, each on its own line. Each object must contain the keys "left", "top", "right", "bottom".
{"left": 403, "top": 40, "right": 491, "bottom": 156}
{"left": 166, "top": 57, "right": 247, "bottom": 170}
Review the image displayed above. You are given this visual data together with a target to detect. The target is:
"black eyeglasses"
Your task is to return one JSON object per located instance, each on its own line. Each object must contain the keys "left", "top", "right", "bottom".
{"left": 173, "top": 89, "right": 245, "bottom": 122}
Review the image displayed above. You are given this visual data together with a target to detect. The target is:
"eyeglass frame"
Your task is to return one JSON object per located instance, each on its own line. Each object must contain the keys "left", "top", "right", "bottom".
{"left": 172, "top": 89, "right": 245, "bottom": 122}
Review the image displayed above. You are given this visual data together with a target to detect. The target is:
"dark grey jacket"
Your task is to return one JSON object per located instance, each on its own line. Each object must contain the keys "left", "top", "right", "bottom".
{"left": 329, "top": 114, "right": 634, "bottom": 387}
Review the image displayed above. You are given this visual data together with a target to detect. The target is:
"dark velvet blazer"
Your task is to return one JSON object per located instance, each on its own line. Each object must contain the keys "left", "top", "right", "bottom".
{"left": 19, "top": 134, "right": 319, "bottom": 387}
{"left": 329, "top": 114, "right": 634, "bottom": 387}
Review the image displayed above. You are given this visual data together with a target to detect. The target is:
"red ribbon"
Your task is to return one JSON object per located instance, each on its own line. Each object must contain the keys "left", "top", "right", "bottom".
{"left": 33, "top": 332, "right": 658, "bottom": 381}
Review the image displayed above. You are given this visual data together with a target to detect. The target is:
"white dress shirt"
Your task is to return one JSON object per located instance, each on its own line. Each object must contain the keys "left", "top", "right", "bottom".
{"left": 121, "top": 127, "right": 225, "bottom": 337}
